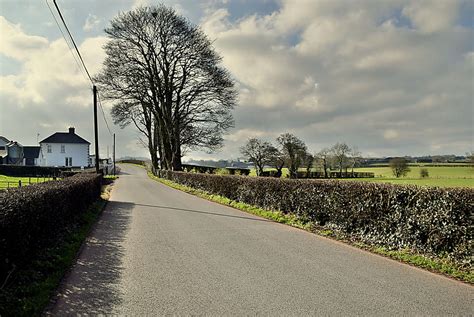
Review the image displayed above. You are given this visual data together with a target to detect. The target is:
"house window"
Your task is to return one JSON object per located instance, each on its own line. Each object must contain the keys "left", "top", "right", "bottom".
{"left": 65, "top": 157, "right": 72, "bottom": 166}
{"left": 47, "top": 145, "right": 52, "bottom": 153}
{"left": 61, "top": 145, "right": 65, "bottom": 153}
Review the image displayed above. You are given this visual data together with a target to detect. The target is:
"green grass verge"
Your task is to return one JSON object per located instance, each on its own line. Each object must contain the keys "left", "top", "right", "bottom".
{"left": 148, "top": 171, "right": 473, "bottom": 284}
{"left": 0, "top": 198, "right": 108, "bottom": 316}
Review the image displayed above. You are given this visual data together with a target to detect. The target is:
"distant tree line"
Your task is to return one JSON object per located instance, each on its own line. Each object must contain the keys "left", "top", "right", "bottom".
{"left": 240, "top": 133, "right": 364, "bottom": 179}
{"left": 239, "top": 134, "right": 439, "bottom": 179}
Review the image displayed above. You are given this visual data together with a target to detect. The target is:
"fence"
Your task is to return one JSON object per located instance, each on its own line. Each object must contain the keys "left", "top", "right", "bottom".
{"left": 0, "top": 177, "right": 56, "bottom": 190}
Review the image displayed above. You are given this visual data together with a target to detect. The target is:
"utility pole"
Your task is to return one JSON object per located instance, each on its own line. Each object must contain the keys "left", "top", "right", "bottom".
{"left": 113, "top": 133, "right": 116, "bottom": 176}
{"left": 93, "top": 85, "right": 99, "bottom": 174}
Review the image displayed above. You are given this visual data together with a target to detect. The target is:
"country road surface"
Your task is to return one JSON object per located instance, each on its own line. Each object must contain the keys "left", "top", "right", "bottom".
{"left": 48, "top": 164, "right": 473, "bottom": 315}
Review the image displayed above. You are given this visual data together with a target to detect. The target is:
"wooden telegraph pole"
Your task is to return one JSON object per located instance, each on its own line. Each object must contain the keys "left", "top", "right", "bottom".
{"left": 93, "top": 85, "right": 100, "bottom": 174}
{"left": 113, "top": 133, "right": 116, "bottom": 176}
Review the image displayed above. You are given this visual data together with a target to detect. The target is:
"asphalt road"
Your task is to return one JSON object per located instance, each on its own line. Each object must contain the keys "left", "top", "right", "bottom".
{"left": 48, "top": 164, "right": 473, "bottom": 315}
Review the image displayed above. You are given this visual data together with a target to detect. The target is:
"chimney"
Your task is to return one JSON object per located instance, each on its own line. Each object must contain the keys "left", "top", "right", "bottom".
{"left": 69, "top": 127, "right": 75, "bottom": 134}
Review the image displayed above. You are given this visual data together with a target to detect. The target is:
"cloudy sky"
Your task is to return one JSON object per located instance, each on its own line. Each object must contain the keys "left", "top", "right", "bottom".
{"left": 1, "top": 0, "right": 473, "bottom": 160}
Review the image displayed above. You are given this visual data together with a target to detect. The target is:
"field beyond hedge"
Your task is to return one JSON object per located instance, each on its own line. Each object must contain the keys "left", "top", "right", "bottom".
{"left": 250, "top": 166, "right": 473, "bottom": 188}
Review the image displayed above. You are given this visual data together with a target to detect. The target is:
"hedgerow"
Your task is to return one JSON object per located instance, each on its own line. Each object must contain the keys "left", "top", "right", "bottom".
{"left": 0, "top": 173, "right": 102, "bottom": 282}
{"left": 157, "top": 170, "right": 473, "bottom": 266}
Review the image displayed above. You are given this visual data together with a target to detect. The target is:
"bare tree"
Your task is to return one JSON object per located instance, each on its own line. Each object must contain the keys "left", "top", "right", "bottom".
{"left": 349, "top": 147, "right": 362, "bottom": 175}
{"left": 111, "top": 101, "right": 162, "bottom": 169}
{"left": 276, "top": 133, "right": 307, "bottom": 179}
{"left": 96, "top": 5, "right": 237, "bottom": 170}
{"left": 315, "top": 148, "right": 331, "bottom": 178}
{"left": 240, "top": 138, "right": 274, "bottom": 176}
{"left": 331, "top": 142, "right": 351, "bottom": 175}
{"left": 301, "top": 152, "right": 314, "bottom": 177}
{"left": 389, "top": 157, "right": 411, "bottom": 178}
{"left": 467, "top": 151, "right": 474, "bottom": 166}
{"left": 267, "top": 145, "right": 285, "bottom": 178}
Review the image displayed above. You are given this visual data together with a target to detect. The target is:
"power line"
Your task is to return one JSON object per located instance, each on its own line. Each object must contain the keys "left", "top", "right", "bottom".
{"left": 52, "top": 0, "right": 93, "bottom": 84}
{"left": 46, "top": 0, "right": 114, "bottom": 140}
{"left": 97, "top": 92, "right": 113, "bottom": 136}
{"left": 45, "top": 0, "right": 90, "bottom": 85}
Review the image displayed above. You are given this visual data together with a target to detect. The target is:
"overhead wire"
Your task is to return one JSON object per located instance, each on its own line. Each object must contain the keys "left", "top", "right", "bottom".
{"left": 45, "top": 0, "right": 90, "bottom": 85}
{"left": 97, "top": 93, "right": 113, "bottom": 136}
{"left": 52, "top": 0, "right": 93, "bottom": 84}
{"left": 46, "top": 0, "right": 114, "bottom": 137}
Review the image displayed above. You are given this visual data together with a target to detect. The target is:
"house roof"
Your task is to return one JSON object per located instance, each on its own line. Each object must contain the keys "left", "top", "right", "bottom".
{"left": 0, "top": 136, "right": 9, "bottom": 144}
{"left": 23, "top": 146, "right": 41, "bottom": 159}
{"left": 40, "top": 132, "right": 90, "bottom": 144}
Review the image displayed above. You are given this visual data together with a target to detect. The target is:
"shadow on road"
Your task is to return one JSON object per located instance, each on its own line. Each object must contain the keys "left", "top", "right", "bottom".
{"left": 130, "top": 202, "right": 272, "bottom": 223}
{"left": 47, "top": 201, "right": 134, "bottom": 315}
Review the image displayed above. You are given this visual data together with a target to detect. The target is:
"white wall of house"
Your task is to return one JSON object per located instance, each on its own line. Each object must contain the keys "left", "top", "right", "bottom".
{"left": 39, "top": 143, "right": 89, "bottom": 167}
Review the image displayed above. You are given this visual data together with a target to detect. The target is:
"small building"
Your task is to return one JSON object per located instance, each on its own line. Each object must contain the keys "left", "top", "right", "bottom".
{"left": 5, "top": 141, "right": 23, "bottom": 165}
{"left": 39, "top": 127, "right": 90, "bottom": 167}
{"left": 0, "top": 136, "right": 9, "bottom": 165}
{"left": 23, "top": 146, "right": 41, "bottom": 166}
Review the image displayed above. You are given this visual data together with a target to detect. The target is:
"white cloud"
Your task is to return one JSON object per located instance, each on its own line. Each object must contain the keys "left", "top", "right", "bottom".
{"left": 197, "top": 0, "right": 473, "bottom": 157}
{"left": 83, "top": 14, "right": 100, "bottom": 32}
{"left": 0, "top": 16, "right": 48, "bottom": 61}
{"left": 402, "top": 0, "right": 460, "bottom": 33}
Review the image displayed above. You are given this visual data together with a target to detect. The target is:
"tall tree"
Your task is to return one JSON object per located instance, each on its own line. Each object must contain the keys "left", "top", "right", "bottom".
{"left": 276, "top": 133, "right": 307, "bottom": 179}
{"left": 240, "top": 138, "right": 274, "bottom": 176}
{"left": 111, "top": 100, "right": 161, "bottom": 170}
{"left": 96, "top": 5, "right": 237, "bottom": 170}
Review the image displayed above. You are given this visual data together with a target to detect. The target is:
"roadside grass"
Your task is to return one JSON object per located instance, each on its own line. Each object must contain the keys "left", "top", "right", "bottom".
{"left": 0, "top": 175, "right": 55, "bottom": 190}
{"left": 148, "top": 170, "right": 473, "bottom": 284}
{"left": 0, "top": 182, "right": 114, "bottom": 317}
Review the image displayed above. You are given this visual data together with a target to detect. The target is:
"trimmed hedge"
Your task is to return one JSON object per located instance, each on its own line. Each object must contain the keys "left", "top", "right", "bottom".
{"left": 157, "top": 170, "right": 473, "bottom": 265}
{"left": 0, "top": 173, "right": 102, "bottom": 280}
{"left": 0, "top": 165, "right": 72, "bottom": 177}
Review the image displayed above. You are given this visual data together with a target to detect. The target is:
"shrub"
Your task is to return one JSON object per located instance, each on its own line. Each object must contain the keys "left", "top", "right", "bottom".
{"left": 156, "top": 170, "right": 473, "bottom": 265}
{"left": 215, "top": 168, "right": 230, "bottom": 175}
{"left": 420, "top": 168, "right": 429, "bottom": 178}
{"left": 0, "top": 173, "right": 102, "bottom": 281}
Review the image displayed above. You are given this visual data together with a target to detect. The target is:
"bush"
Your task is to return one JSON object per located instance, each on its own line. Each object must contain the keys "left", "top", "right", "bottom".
{"left": 0, "top": 165, "right": 71, "bottom": 177}
{"left": 420, "top": 168, "right": 429, "bottom": 178}
{"left": 156, "top": 170, "right": 473, "bottom": 265}
{"left": 0, "top": 173, "right": 102, "bottom": 281}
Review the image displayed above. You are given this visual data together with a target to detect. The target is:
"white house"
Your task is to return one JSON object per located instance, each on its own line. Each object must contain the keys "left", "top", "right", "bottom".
{"left": 39, "top": 127, "right": 90, "bottom": 167}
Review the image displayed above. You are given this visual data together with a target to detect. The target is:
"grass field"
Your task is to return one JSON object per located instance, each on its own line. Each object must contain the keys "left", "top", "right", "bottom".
{"left": 0, "top": 175, "right": 55, "bottom": 189}
{"left": 348, "top": 166, "right": 474, "bottom": 188}
{"left": 249, "top": 166, "right": 474, "bottom": 188}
